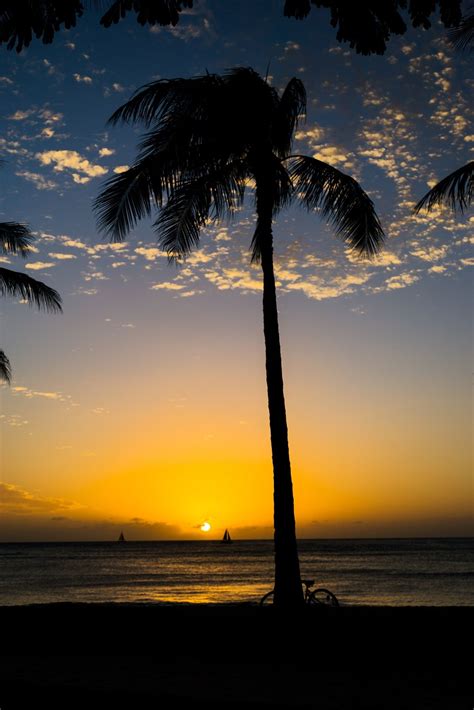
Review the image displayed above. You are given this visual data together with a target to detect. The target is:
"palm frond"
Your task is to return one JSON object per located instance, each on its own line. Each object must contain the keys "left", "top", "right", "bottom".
{"left": 272, "top": 77, "right": 306, "bottom": 158}
{"left": 289, "top": 155, "right": 385, "bottom": 256}
{"left": 0, "top": 349, "right": 12, "bottom": 384}
{"left": 0, "top": 1, "right": 83, "bottom": 52}
{"left": 415, "top": 161, "right": 474, "bottom": 213}
{"left": 0, "top": 222, "right": 34, "bottom": 257}
{"left": 94, "top": 156, "right": 169, "bottom": 240}
{"left": 155, "top": 181, "right": 211, "bottom": 259}
{"left": 0, "top": 267, "right": 62, "bottom": 311}
{"left": 155, "top": 161, "right": 247, "bottom": 259}
{"left": 108, "top": 74, "right": 222, "bottom": 127}
{"left": 448, "top": 11, "right": 474, "bottom": 51}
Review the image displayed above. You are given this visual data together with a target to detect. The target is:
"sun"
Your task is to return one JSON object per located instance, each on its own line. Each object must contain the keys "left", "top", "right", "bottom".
{"left": 200, "top": 522, "right": 211, "bottom": 532}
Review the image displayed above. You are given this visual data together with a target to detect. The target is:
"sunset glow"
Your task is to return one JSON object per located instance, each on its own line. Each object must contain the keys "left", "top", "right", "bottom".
{"left": 0, "top": 5, "right": 472, "bottom": 543}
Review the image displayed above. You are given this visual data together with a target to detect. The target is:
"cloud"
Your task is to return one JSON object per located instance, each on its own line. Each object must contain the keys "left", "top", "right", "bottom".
{"left": 0, "top": 414, "right": 28, "bottom": 427}
{"left": 0, "top": 482, "right": 78, "bottom": 515}
{"left": 99, "top": 147, "right": 115, "bottom": 157}
{"left": 151, "top": 282, "right": 185, "bottom": 291}
{"left": 73, "top": 73, "right": 93, "bottom": 84}
{"left": 113, "top": 165, "right": 129, "bottom": 173}
{"left": 36, "top": 150, "right": 108, "bottom": 182}
{"left": 410, "top": 245, "right": 449, "bottom": 262}
{"left": 24, "top": 261, "right": 56, "bottom": 270}
{"left": 16, "top": 171, "right": 57, "bottom": 190}
{"left": 383, "top": 272, "right": 419, "bottom": 290}
{"left": 48, "top": 252, "right": 78, "bottom": 260}
{"left": 10, "top": 384, "right": 78, "bottom": 407}
{"left": 8, "top": 109, "right": 33, "bottom": 120}
{"left": 135, "top": 246, "right": 163, "bottom": 261}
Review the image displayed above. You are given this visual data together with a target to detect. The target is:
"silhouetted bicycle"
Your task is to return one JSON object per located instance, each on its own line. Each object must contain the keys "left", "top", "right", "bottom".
{"left": 260, "top": 579, "right": 339, "bottom": 606}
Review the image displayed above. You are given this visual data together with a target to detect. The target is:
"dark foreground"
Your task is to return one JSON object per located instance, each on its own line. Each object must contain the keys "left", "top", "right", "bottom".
{"left": 1, "top": 604, "right": 472, "bottom": 709}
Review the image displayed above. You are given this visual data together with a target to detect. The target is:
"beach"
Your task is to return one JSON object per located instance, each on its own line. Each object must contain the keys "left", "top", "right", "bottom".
{"left": 1, "top": 603, "right": 472, "bottom": 708}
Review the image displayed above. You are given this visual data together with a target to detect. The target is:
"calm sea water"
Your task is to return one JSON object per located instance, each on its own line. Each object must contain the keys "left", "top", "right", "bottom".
{"left": 0, "top": 538, "right": 472, "bottom": 607}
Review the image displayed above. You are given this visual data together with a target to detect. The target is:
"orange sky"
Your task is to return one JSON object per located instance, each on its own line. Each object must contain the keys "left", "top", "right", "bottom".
{"left": 1, "top": 8, "right": 473, "bottom": 542}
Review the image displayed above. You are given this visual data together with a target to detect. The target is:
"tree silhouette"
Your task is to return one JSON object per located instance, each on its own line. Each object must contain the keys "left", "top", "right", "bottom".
{"left": 95, "top": 67, "right": 384, "bottom": 607}
{"left": 0, "top": 0, "right": 462, "bottom": 55}
{"left": 415, "top": 161, "right": 473, "bottom": 214}
{"left": 448, "top": 8, "right": 474, "bottom": 52}
{"left": 0, "top": 221, "right": 62, "bottom": 383}
{"left": 283, "top": 0, "right": 462, "bottom": 54}
{"left": 415, "top": 10, "right": 473, "bottom": 215}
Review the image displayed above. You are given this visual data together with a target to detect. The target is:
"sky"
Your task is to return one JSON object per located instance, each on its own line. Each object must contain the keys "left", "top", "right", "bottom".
{"left": 0, "top": 0, "right": 472, "bottom": 541}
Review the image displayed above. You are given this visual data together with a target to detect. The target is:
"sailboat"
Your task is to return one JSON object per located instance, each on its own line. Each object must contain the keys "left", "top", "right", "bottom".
{"left": 118, "top": 531, "right": 126, "bottom": 542}
{"left": 222, "top": 529, "right": 232, "bottom": 544}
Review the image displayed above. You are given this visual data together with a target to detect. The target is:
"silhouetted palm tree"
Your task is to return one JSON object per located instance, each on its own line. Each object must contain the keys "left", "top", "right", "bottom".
{"left": 415, "top": 161, "right": 473, "bottom": 214}
{"left": 95, "top": 67, "right": 384, "bottom": 607}
{"left": 0, "top": 221, "right": 62, "bottom": 383}
{"left": 415, "top": 10, "right": 473, "bottom": 215}
{"left": 448, "top": 8, "right": 474, "bottom": 52}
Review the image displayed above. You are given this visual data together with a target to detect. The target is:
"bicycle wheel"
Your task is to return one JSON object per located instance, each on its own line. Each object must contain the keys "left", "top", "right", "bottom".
{"left": 309, "top": 588, "right": 339, "bottom": 607}
{"left": 259, "top": 589, "right": 275, "bottom": 606}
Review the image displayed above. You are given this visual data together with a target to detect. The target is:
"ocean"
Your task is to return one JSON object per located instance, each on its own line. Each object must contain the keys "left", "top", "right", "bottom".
{"left": 0, "top": 538, "right": 472, "bottom": 607}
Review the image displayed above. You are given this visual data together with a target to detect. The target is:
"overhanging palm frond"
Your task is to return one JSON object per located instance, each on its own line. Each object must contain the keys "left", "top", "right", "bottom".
{"left": 289, "top": 155, "right": 385, "bottom": 256}
{"left": 0, "top": 349, "right": 12, "bottom": 384}
{"left": 272, "top": 77, "right": 306, "bottom": 158}
{"left": 99, "top": 0, "right": 193, "bottom": 28}
{"left": 415, "top": 161, "right": 474, "bottom": 214}
{"left": 0, "top": 222, "right": 34, "bottom": 257}
{"left": 448, "top": 11, "right": 474, "bottom": 51}
{"left": 0, "top": 267, "right": 62, "bottom": 311}
{"left": 0, "top": 1, "right": 83, "bottom": 52}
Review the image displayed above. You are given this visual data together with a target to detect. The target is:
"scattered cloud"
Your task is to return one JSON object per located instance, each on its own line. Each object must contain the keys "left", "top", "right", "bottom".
{"left": 48, "top": 252, "right": 78, "bottom": 260}
{"left": 36, "top": 149, "right": 108, "bottom": 183}
{"left": 16, "top": 171, "right": 57, "bottom": 190}
{"left": 8, "top": 109, "right": 34, "bottom": 121}
{"left": 10, "top": 384, "right": 78, "bottom": 407}
{"left": 99, "top": 147, "right": 115, "bottom": 157}
{"left": 24, "top": 261, "right": 56, "bottom": 270}
{"left": 0, "top": 482, "right": 78, "bottom": 515}
{"left": 73, "top": 73, "right": 93, "bottom": 84}
{"left": 151, "top": 282, "right": 185, "bottom": 291}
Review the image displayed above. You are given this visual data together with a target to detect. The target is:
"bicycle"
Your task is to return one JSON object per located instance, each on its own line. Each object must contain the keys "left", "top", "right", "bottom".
{"left": 260, "top": 579, "right": 339, "bottom": 606}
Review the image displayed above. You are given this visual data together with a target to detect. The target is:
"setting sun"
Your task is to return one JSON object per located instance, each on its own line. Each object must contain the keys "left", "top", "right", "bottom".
{"left": 200, "top": 522, "right": 211, "bottom": 533}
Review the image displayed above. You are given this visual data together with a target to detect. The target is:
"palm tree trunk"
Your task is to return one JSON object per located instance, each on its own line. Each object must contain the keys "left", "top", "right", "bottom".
{"left": 258, "top": 209, "right": 304, "bottom": 608}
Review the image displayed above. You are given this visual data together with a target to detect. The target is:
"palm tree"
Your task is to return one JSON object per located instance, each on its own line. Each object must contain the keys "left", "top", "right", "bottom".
{"left": 415, "top": 161, "right": 473, "bottom": 214}
{"left": 415, "top": 10, "right": 473, "bottom": 215}
{"left": 95, "top": 67, "right": 384, "bottom": 607}
{"left": 448, "top": 8, "right": 474, "bottom": 52}
{"left": 1, "top": 221, "right": 62, "bottom": 383}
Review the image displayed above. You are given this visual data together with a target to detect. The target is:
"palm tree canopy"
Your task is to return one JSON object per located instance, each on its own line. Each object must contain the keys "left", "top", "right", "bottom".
{"left": 0, "top": 349, "right": 12, "bottom": 383}
{"left": 284, "top": 0, "right": 462, "bottom": 54}
{"left": 0, "top": 1, "right": 462, "bottom": 54}
{"left": 448, "top": 10, "right": 474, "bottom": 52}
{"left": 0, "top": 267, "right": 62, "bottom": 311}
{"left": 0, "top": 221, "right": 35, "bottom": 256}
{"left": 95, "top": 67, "right": 384, "bottom": 261}
{"left": 415, "top": 161, "right": 473, "bottom": 214}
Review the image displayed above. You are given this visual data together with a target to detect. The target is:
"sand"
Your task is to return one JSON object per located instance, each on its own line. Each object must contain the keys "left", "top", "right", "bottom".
{"left": 1, "top": 604, "right": 472, "bottom": 708}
